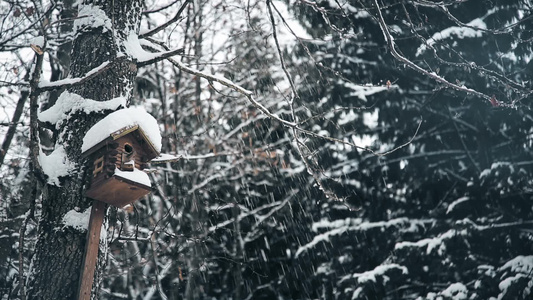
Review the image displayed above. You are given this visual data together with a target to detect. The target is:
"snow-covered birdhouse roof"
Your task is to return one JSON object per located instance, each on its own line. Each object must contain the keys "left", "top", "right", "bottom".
{"left": 81, "top": 107, "right": 161, "bottom": 160}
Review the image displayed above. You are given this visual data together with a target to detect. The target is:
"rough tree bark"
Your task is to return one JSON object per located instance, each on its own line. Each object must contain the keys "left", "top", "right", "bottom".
{"left": 27, "top": 1, "right": 143, "bottom": 299}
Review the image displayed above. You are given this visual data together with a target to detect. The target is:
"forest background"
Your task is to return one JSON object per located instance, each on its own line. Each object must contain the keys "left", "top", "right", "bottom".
{"left": 0, "top": 0, "right": 532, "bottom": 299}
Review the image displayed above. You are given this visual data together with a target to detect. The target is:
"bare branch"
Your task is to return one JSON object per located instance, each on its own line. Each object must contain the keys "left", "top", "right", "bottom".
{"left": 139, "top": 0, "right": 191, "bottom": 38}
{"left": 0, "top": 80, "right": 30, "bottom": 87}
{"left": 266, "top": 0, "right": 299, "bottom": 103}
{"left": 447, "top": 105, "right": 481, "bottom": 173}
{"left": 244, "top": 191, "right": 296, "bottom": 241}
{"left": 143, "top": 0, "right": 182, "bottom": 14}
{"left": 459, "top": 219, "right": 533, "bottom": 232}
{"left": 151, "top": 154, "right": 182, "bottom": 164}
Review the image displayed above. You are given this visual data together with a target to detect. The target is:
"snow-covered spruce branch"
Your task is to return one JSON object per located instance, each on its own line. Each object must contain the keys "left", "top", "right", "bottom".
{"left": 373, "top": 0, "right": 492, "bottom": 104}
{"left": 166, "top": 57, "right": 422, "bottom": 157}
{"left": 399, "top": 3, "right": 529, "bottom": 101}
{"left": 458, "top": 219, "right": 533, "bottom": 232}
{"left": 400, "top": 5, "right": 516, "bottom": 90}
{"left": 428, "top": 1, "right": 533, "bottom": 34}
{"left": 362, "top": 150, "right": 466, "bottom": 166}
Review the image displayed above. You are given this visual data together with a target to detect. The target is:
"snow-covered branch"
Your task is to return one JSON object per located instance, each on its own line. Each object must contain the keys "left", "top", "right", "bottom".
{"left": 167, "top": 57, "right": 422, "bottom": 157}
{"left": 37, "top": 61, "right": 112, "bottom": 92}
{"left": 136, "top": 47, "right": 184, "bottom": 67}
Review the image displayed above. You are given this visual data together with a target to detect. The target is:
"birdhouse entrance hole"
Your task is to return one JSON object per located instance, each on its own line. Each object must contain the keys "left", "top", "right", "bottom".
{"left": 124, "top": 143, "right": 133, "bottom": 154}
{"left": 121, "top": 143, "right": 135, "bottom": 172}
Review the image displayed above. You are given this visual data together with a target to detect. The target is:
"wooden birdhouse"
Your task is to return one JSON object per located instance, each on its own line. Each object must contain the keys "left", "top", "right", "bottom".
{"left": 81, "top": 108, "right": 162, "bottom": 207}
{"left": 78, "top": 107, "right": 161, "bottom": 300}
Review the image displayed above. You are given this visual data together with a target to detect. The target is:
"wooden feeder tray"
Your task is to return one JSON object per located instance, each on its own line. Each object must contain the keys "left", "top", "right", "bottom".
{"left": 85, "top": 173, "right": 151, "bottom": 208}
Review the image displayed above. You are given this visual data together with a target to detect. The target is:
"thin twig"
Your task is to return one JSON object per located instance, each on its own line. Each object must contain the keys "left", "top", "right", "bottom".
{"left": 447, "top": 105, "right": 481, "bottom": 173}
{"left": 149, "top": 234, "right": 168, "bottom": 300}
{"left": 143, "top": 0, "right": 181, "bottom": 14}
{"left": 266, "top": 0, "right": 299, "bottom": 103}
{"left": 18, "top": 172, "right": 38, "bottom": 300}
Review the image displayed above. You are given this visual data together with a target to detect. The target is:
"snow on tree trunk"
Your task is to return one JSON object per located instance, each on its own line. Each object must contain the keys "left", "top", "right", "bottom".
{"left": 26, "top": 1, "right": 142, "bottom": 299}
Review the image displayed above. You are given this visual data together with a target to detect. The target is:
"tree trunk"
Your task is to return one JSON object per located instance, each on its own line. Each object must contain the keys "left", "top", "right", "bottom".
{"left": 27, "top": 1, "right": 143, "bottom": 299}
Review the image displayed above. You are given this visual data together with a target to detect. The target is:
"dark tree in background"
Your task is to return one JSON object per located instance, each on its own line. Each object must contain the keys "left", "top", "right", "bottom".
{"left": 289, "top": 0, "right": 533, "bottom": 299}
{"left": 0, "top": 0, "right": 532, "bottom": 300}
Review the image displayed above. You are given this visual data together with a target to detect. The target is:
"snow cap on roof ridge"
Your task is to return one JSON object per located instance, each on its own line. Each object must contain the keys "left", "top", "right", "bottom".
{"left": 81, "top": 106, "right": 161, "bottom": 154}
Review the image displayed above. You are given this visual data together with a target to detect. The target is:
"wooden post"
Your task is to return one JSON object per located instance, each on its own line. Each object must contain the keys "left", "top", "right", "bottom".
{"left": 78, "top": 200, "right": 106, "bottom": 300}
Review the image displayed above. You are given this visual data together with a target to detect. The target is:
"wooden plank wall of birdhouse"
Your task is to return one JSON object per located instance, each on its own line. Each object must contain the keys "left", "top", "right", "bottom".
{"left": 87, "top": 132, "right": 152, "bottom": 193}
{"left": 115, "top": 134, "right": 148, "bottom": 169}
{"left": 87, "top": 143, "right": 119, "bottom": 190}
